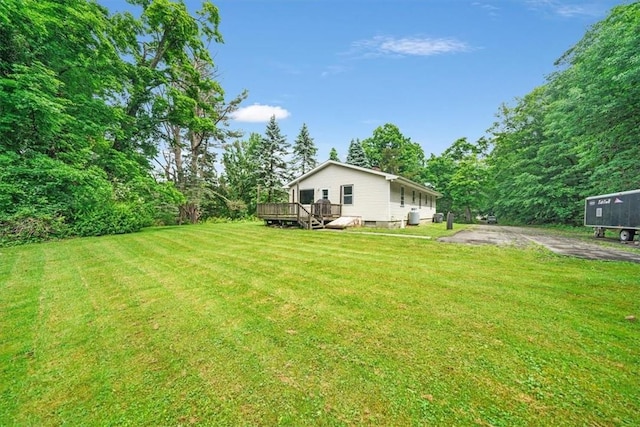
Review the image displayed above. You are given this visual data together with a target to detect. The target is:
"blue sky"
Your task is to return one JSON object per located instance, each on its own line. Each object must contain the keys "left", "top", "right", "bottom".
{"left": 106, "top": 0, "right": 626, "bottom": 159}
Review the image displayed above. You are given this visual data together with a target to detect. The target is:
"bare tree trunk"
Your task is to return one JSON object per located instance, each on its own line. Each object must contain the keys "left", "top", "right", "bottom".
{"left": 166, "top": 124, "right": 182, "bottom": 188}
{"left": 179, "top": 203, "right": 200, "bottom": 224}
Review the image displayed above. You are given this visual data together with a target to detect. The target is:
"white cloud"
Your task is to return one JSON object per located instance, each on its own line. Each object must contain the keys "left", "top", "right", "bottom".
{"left": 525, "top": 0, "right": 604, "bottom": 17}
{"left": 231, "top": 104, "right": 291, "bottom": 122}
{"left": 554, "top": 4, "right": 598, "bottom": 17}
{"left": 351, "top": 36, "right": 471, "bottom": 58}
{"left": 472, "top": 2, "right": 500, "bottom": 16}
{"left": 321, "top": 65, "right": 349, "bottom": 77}
{"left": 525, "top": 0, "right": 553, "bottom": 7}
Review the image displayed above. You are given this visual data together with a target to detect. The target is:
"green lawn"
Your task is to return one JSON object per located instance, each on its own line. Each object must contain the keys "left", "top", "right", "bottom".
{"left": 1, "top": 222, "right": 639, "bottom": 426}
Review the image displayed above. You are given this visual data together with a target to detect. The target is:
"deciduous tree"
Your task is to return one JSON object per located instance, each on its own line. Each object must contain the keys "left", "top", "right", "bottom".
{"left": 361, "top": 123, "right": 425, "bottom": 180}
{"left": 110, "top": 0, "right": 224, "bottom": 156}
{"left": 219, "top": 133, "right": 261, "bottom": 217}
{"left": 155, "top": 56, "right": 247, "bottom": 223}
{"left": 424, "top": 138, "right": 488, "bottom": 222}
{"left": 0, "top": 0, "right": 233, "bottom": 243}
{"left": 485, "top": 3, "right": 640, "bottom": 225}
{"left": 549, "top": 2, "right": 640, "bottom": 195}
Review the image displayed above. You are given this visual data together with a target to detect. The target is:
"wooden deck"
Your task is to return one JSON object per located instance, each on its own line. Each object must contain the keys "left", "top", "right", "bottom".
{"left": 256, "top": 202, "right": 342, "bottom": 229}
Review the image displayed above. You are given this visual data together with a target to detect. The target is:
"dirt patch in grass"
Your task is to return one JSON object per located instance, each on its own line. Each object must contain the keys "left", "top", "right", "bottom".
{"left": 438, "top": 225, "right": 640, "bottom": 263}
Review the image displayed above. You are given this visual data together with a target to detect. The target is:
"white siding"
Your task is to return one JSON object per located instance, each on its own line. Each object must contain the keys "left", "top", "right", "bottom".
{"left": 389, "top": 182, "right": 438, "bottom": 224}
{"left": 287, "top": 162, "right": 440, "bottom": 225}
{"left": 289, "top": 164, "right": 391, "bottom": 221}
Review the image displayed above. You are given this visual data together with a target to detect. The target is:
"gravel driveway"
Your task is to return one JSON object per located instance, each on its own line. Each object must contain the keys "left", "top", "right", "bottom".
{"left": 438, "top": 225, "right": 640, "bottom": 263}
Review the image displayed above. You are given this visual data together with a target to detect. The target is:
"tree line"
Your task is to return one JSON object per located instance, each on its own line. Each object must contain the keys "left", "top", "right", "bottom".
{"left": 1, "top": 0, "right": 637, "bottom": 245}
{"left": 485, "top": 2, "right": 639, "bottom": 225}
{"left": 1, "top": 0, "right": 234, "bottom": 244}
{"left": 421, "top": 2, "right": 639, "bottom": 225}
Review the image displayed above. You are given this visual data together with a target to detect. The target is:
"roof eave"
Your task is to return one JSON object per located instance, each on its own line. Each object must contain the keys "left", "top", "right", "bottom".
{"left": 285, "top": 161, "right": 443, "bottom": 197}
{"left": 390, "top": 176, "right": 443, "bottom": 197}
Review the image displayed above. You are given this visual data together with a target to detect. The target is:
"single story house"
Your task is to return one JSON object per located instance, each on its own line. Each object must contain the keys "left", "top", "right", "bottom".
{"left": 285, "top": 160, "right": 441, "bottom": 228}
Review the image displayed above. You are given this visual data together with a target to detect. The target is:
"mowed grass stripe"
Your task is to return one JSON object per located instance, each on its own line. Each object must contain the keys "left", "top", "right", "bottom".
{"left": 14, "top": 240, "right": 135, "bottom": 425}
{"left": 74, "top": 235, "right": 271, "bottom": 425}
{"left": 128, "top": 229, "right": 404, "bottom": 422}
{"left": 108, "top": 229, "right": 404, "bottom": 424}
{"left": 0, "top": 246, "right": 46, "bottom": 421}
{"left": 1, "top": 222, "right": 639, "bottom": 426}
{"left": 23, "top": 243, "right": 114, "bottom": 425}
{"left": 104, "top": 230, "right": 379, "bottom": 424}
{"left": 11, "top": 235, "right": 264, "bottom": 425}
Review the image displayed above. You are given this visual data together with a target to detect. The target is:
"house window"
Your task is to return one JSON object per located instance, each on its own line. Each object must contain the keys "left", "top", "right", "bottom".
{"left": 322, "top": 189, "right": 329, "bottom": 200}
{"left": 400, "top": 187, "right": 405, "bottom": 207}
{"left": 300, "top": 189, "right": 314, "bottom": 204}
{"left": 419, "top": 193, "right": 422, "bottom": 208}
{"left": 342, "top": 185, "right": 353, "bottom": 205}
{"left": 429, "top": 195, "right": 433, "bottom": 208}
{"left": 412, "top": 190, "right": 416, "bottom": 203}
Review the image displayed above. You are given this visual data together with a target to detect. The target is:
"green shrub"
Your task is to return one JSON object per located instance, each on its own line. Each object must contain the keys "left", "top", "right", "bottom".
{"left": 73, "top": 202, "right": 151, "bottom": 236}
{"left": 0, "top": 152, "right": 185, "bottom": 244}
{"left": 0, "top": 210, "right": 70, "bottom": 246}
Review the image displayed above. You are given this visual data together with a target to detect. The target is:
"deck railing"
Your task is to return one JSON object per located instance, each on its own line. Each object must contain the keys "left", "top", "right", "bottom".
{"left": 256, "top": 203, "right": 301, "bottom": 218}
{"left": 256, "top": 202, "right": 342, "bottom": 227}
{"left": 310, "top": 202, "right": 342, "bottom": 218}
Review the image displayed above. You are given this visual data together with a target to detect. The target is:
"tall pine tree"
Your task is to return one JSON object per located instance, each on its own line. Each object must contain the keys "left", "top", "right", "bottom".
{"left": 292, "top": 123, "right": 318, "bottom": 175}
{"left": 346, "top": 139, "right": 370, "bottom": 168}
{"left": 255, "top": 116, "right": 290, "bottom": 202}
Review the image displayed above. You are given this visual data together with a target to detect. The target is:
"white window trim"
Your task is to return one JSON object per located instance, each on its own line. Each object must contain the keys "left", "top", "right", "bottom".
{"left": 341, "top": 184, "right": 354, "bottom": 205}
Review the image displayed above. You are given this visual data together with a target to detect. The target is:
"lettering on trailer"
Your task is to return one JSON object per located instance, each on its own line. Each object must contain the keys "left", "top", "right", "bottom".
{"left": 614, "top": 197, "right": 623, "bottom": 203}
{"left": 597, "top": 198, "right": 611, "bottom": 205}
